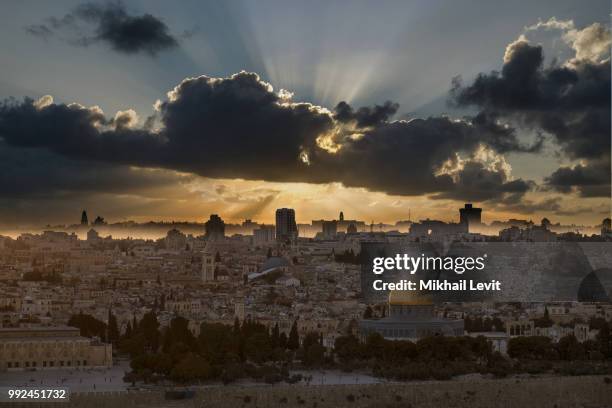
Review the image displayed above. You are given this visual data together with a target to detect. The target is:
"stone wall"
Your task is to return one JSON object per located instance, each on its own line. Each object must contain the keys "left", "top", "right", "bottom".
{"left": 11, "top": 375, "right": 612, "bottom": 408}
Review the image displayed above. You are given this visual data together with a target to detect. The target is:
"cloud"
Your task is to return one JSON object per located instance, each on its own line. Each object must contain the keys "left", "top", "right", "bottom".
{"left": 451, "top": 20, "right": 610, "bottom": 197}
{"left": 430, "top": 147, "right": 534, "bottom": 201}
{"left": 497, "top": 197, "right": 562, "bottom": 215}
{"left": 0, "top": 141, "right": 192, "bottom": 200}
{"left": 25, "top": 2, "right": 179, "bottom": 56}
{"left": 0, "top": 74, "right": 535, "bottom": 205}
{"left": 25, "top": 24, "right": 53, "bottom": 38}
{"left": 112, "top": 109, "right": 139, "bottom": 129}
{"left": 333, "top": 100, "right": 399, "bottom": 128}
{"left": 525, "top": 18, "right": 610, "bottom": 64}
{"left": 545, "top": 159, "right": 611, "bottom": 198}
{"left": 0, "top": 68, "right": 586, "bottom": 210}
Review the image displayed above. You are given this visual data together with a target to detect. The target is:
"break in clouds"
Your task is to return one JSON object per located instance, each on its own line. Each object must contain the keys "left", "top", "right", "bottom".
{"left": 25, "top": 2, "right": 179, "bottom": 56}
{"left": 2, "top": 18, "right": 610, "bottom": 217}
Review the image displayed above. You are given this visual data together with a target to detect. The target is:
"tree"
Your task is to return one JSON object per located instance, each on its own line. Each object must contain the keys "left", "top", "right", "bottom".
{"left": 162, "top": 316, "right": 196, "bottom": 353}
{"left": 68, "top": 313, "right": 106, "bottom": 340}
{"left": 534, "top": 307, "right": 553, "bottom": 328}
{"left": 334, "top": 334, "right": 361, "bottom": 363}
{"left": 139, "top": 312, "right": 161, "bottom": 352}
{"left": 557, "top": 334, "right": 585, "bottom": 360}
{"left": 233, "top": 317, "right": 241, "bottom": 334}
{"left": 279, "top": 332, "right": 288, "bottom": 349}
{"left": 591, "top": 318, "right": 612, "bottom": 358}
{"left": 199, "top": 323, "right": 239, "bottom": 365}
{"left": 288, "top": 320, "right": 300, "bottom": 350}
{"left": 124, "top": 321, "right": 133, "bottom": 338}
{"left": 508, "top": 336, "right": 556, "bottom": 360}
{"left": 271, "top": 323, "right": 280, "bottom": 348}
{"left": 301, "top": 332, "right": 325, "bottom": 366}
{"left": 303, "top": 343, "right": 326, "bottom": 367}
{"left": 244, "top": 332, "right": 273, "bottom": 363}
{"left": 107, "top": 309, "right": 120, "bottom": 344}
{"left": 170, "top": 354, "right": 212, "bottom": 383}
{"left": 302, "top": 332, "right": 320, "bottom": 350}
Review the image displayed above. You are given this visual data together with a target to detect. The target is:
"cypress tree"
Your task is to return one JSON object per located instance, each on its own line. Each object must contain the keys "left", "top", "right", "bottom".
{"left": 288, "top": 320, "right": 300, "bottom": 350}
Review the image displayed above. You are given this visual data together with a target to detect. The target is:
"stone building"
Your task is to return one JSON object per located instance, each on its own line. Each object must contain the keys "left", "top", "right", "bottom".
{"left": 359, "top": 291, "right": 464, "bottom": 341}
{"left": 0, "top": 326, "right": 112, "bottom": 371}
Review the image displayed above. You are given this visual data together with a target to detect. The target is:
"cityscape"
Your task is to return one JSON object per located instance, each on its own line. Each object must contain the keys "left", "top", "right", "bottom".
{"left": 0, "top": 0, "right": 610, "bottom": 406}
{"left": 0, "top": 205, "right": 611, "bottom": 400}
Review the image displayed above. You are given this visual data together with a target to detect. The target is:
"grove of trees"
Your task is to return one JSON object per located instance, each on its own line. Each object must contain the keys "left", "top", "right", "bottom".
{"left": 67, "top": 312, "right": 612, "bottom": 385}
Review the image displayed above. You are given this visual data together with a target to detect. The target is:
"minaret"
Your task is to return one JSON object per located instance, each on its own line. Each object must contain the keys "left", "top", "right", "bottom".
{"left": 339, "top": 211, "right": 344, "bottom": 222}
{"left": 81, "top": 210, "right": 88, "bottom": 226}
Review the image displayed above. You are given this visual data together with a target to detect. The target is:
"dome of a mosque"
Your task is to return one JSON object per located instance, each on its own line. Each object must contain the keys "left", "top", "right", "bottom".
{"left": 577, "top": 269, "right": 611, "bottom": 302}
{"left": 388, "top": 289, "right": 433, "bottom": 306}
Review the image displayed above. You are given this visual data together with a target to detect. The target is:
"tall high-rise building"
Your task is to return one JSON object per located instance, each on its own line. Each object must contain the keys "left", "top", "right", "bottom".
{"left": 459, "top": 203, "right": 482, "bottom": 232}
{"left": 80, "top": 210, "right": 88, "bottom": 226}
{"left": 205, "top": 214, "right": 225, "bottom": 240}
{"left": 275, "top": 208, "right": 298, "bottom": 242}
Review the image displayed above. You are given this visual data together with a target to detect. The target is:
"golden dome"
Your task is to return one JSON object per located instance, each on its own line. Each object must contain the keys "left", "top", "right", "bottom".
{"left": 388, "top": 290, "right": 433, "bottom": 306}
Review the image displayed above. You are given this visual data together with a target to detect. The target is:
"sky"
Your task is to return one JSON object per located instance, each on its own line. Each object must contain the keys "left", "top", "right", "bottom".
{"left": 0, "top": 0, "right": 610, "bottom": 228}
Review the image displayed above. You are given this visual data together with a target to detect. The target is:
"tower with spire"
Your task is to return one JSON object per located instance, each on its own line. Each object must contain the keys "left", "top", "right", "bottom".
{"left": 80, "top": 210, "right": 88, "bottom": 226}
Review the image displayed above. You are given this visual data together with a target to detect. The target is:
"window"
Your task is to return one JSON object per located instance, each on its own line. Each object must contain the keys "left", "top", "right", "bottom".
{"left": 43, "top": 361, "right": 47, "bottom": 367}
{"left": 7, "top": 362, "right": 12, "bottom": 368}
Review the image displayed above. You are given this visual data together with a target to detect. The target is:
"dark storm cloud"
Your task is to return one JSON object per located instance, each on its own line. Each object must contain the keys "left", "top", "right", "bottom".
{"left": 25, "top": 2, "right": 178, "bottom": 56}
{"left": 431, "top": 161, "right": 533, "bottom": 202}
{"left": 155, "top": 72, "right": 334, "bottom": 180}
{"left": 495, "top": 197, "right": 562, "bottom": 215}
{"left": 451, "top": 35, "right": 611, "bottom": 196}
{"left": 310, "top": 115, "right": 535, "bottom": 199}
{"left": 545, "top": 160, "right": 611, "bottom": 197}
{"left": 334, "top": 100, "right": 399, "bottom": 128}
{"left": 0, "top": 97, "right": 163, "bottom": 165}
{"left": 0, "top": 142, "right": 189, "bottom": 199}
{"left": 0, "top": 72, "right": 537, "bottom": 202}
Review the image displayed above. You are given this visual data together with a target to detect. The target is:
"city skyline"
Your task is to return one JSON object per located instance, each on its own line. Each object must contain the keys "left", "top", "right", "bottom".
{"left": 0, "top": 1, "right": 610, "bottom": 228}
{"left": 1, "top": 204, "right": 606, "bottom": 241}
{"left": 50, "top": 206, "right": 612, "bottom": 228}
